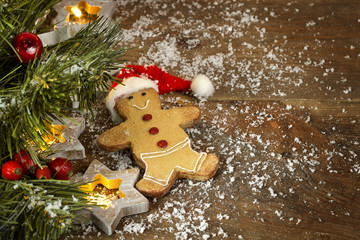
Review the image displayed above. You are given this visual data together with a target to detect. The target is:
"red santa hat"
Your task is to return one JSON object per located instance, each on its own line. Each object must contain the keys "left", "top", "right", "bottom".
{"left": 106, "top": 64, "right": 214, "bottom": 122}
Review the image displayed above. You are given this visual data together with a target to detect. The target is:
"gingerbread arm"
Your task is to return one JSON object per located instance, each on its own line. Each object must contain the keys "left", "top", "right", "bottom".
{"left": 166, "top": 105, "right": 201, "bottom": 129}
{"left": 97, "top": 123, "right": 131, "bottom": 152}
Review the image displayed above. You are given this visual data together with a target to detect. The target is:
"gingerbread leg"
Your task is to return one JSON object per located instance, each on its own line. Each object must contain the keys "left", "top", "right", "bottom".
{"left": 136, "top": 177, "right": 174, "bottom": 198}
{"left": 181, "top": 153, "right": 219, "bottom": 181}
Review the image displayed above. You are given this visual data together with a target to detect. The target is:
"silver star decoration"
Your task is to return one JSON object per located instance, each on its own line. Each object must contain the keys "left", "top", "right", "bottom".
{"left": 78, "top": 160, "right": 149, "bottom": 235}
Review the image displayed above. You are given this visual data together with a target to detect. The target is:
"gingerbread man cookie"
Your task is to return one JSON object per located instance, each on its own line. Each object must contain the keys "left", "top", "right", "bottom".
{"left": 98, "top": 88, "right": 219, "bottom": 198}
{"left": 98, "top": 65, "right": 219, "bottom": 198}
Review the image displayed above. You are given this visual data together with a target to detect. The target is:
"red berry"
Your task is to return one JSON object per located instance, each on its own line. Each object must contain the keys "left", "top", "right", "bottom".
{"left": 2, "top": 161, "right": 23, "bottom": 180}
{"left": 35, "top": 166, "right": 52, "bottom": 180}
{"left": 12, "top": 32, "right": 43, "bottom": 63}
{"left": 14, "top": 149, "right": 37, "bottom": 175}
{"left": 48, "top": 157, "right": 73, "bottom": 180}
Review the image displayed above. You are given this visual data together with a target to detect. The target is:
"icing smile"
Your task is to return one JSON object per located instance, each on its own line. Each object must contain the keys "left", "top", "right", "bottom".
{"left": 132, "top": 100, "right": 150, "bottom": 110}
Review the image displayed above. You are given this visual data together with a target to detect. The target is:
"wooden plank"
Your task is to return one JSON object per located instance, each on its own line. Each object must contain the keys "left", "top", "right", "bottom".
{"left": 70, "top": 96, "right": 360, "bottom": 239}
{"left": 114, "top": 0, "right": 360, "bottom": 101}
{"left": 67, "top": 0, "right": 360, "bottom": 238}
{"left": 282, "top": 99, "right": 360, "bottom": 149}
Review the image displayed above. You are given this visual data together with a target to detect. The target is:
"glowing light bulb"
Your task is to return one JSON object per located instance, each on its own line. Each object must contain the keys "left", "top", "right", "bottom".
{"left": 71, "top": 6, "right": 82, "bottom": 17}
{"left": 65, "top": 1, "right": 102, "bottom": 24}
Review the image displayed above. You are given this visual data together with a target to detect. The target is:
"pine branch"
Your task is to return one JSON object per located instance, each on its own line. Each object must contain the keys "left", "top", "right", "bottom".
{"left": 0, "top": 16, "right": 126, "bottom": 161}
{"left": 0, "top": 2, "right": 127, "bottom": 239}
{"left": 0, "top": 179, "right": 93, "bottom": 240}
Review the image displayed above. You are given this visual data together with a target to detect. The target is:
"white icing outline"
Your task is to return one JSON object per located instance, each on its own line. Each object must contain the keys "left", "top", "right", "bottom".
{"left": 140, "top": 138, "right": 207, "bottom": 186}
{"left": 132, "top": 99, "right": 150, "bottom": 110}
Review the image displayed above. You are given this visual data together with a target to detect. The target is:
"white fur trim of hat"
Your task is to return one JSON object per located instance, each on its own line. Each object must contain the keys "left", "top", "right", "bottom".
{"left": 105, "top": 77, "right": 158, "bottom": 122}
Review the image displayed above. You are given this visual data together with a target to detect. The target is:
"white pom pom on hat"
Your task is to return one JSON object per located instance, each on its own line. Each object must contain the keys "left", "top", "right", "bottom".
{"left": 190, "top": 74, "right": 214, "bottom": 98}
{"left": 106, "top": 64, "right": 215, "bottom": 122}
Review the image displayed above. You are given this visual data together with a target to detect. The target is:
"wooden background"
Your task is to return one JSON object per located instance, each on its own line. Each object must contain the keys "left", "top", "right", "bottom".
{"left": 69, "top": 0, "right": 360, "bottom": 239}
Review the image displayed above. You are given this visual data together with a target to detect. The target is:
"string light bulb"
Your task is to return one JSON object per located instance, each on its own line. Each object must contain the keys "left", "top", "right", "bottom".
{"left": 71, "top": 6, "right": 82, "bottom": 18}
{"left": 65, "top": 1, "right": 101, "bottom": 24}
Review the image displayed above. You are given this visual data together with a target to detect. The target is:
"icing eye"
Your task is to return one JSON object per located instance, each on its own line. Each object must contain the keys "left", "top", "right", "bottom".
{"left": 142, "top": 92, "right": 146, "bottom": 96}
{"left": 128, "top": 96, "right": 133, "bottom": 100}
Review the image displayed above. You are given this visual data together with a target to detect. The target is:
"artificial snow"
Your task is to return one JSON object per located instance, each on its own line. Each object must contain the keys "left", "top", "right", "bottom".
{"left": 71, "top": 0, "right": 359, "bottom": 238}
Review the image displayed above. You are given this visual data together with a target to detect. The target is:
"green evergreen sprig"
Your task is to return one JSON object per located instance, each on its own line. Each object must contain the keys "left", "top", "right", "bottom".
{"left": 0, "top": 179, "right": 93, "bottom": 240}
{"left": 0, "top": 0, "right": 128, "bottom": 239}
{"left": 0, "top": 1, "right": 126, "bottom": 161}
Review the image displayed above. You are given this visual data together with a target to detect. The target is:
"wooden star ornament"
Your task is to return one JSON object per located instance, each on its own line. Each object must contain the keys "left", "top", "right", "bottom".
{"left": 78, "top": 160, "right": 149, "bottom": 235}
{"left": 44, "top": 117, "right": 86, "bottom": 160}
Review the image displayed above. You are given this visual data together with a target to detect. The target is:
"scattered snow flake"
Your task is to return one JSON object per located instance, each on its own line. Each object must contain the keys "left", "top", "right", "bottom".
{"left": 306, "top": 20, "right": 316, "bottom": 27}
{"left": 122, "top": 220, "right": 147, "bottom": 234}
{"left": 343, "top": 87, "right": 352, "bottom": 94}
{"left": 268, "top": 187, "right": 278, "bottom": 197}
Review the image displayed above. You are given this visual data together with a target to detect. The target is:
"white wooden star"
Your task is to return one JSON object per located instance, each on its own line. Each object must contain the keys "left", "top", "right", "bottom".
{"left": 40, "top": 1, "right": 117, "bottom": 47}
{"left": 45, "top": 117, "right": 86, "bottom": 160}
{"left": 79, "top": 160, "right": 149, "bottom": 235}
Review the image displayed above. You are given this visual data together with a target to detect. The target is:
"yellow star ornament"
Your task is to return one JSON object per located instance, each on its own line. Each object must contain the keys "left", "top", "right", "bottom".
{"left": 65, "top": 1, "right": 101, "bottom": 24}
{"left": 79, "top": 167, "right": 126, "bottom": 199}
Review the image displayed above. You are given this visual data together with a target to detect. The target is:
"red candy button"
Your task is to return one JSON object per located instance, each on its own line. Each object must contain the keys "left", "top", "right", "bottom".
{"left": 142, "top": 114, "right": 152, "bottom": 121}
{"left": 157, "top": 140, "right": 168, "bottom": 148}
{"left": 149, "top": 127, "right": 159, "bottom": 135}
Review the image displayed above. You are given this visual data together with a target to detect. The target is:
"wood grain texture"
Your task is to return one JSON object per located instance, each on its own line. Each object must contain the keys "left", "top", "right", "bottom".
{"left": 68, "top": 0, "right": 359, "bottom": 239}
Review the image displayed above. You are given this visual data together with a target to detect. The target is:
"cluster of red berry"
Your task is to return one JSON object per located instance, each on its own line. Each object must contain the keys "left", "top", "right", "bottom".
{"left": 1, "top": 150, "right": 73, "bottom": 181}
{"left": 2, "top": 33, "right": 71, "bottom": 181}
